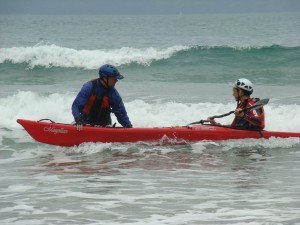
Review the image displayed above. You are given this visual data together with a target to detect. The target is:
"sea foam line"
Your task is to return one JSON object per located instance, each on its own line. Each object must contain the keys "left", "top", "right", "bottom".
{"left": 1, "top": 91, "right": 300, "bottom": 132}
{"left": 2, "top": 44, "right": 295, "bottom": 69}
{"left": 0, "top": 44, "right": 190, "bottom": 69}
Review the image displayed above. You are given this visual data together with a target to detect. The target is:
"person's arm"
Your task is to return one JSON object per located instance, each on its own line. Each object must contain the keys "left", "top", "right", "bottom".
{"left": 234, "top": 107, "right": 264, "bottom": 128}
{"left": 110, "top": 89, "right": 132, "bottom": 128}
{"left": 243, "top": 108, "right": 264, "bottom": 128}
{"left": 72, "top": 82, "right": 93, "bottom": 128}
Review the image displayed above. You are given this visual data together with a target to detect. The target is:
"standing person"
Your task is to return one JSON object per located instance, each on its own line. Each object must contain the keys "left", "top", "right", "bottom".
{"left": 207, "top": 78, "right": 265, "bottom": 130}
{"left": 72, "top": 64, "right": 132, "bottom": 130}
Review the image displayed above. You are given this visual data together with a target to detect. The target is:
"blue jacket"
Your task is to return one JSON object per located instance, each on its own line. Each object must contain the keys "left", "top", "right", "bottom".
{"left": 72, "top": 79, "right": 132, "bottom": 127}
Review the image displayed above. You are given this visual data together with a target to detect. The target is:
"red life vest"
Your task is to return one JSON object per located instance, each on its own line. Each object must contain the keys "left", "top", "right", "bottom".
{"left": 231, "top": 98, "right": 265, "bottom": 130}
{"left": 82, "top": 79, "right": 111, "bottom": 126}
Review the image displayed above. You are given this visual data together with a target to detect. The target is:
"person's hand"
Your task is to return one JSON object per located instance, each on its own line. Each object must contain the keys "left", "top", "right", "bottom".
{"left": 75, "top": 117, "right": 84, "bottom": 131}
{"left": 207, "top": 117, "right": 220, "bottom": 126}
{"left": 234, "top": 108, "right": 245, "bottom": 117}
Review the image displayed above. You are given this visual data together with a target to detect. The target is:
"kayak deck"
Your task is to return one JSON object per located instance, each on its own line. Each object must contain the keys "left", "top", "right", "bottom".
{"left": 17, "top": 119, "right": 300, "bottom": 147}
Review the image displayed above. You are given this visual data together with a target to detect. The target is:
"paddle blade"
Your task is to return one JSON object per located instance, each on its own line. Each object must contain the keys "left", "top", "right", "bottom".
{"left": 245, "top": 98, "right": 269, "bottom": 112}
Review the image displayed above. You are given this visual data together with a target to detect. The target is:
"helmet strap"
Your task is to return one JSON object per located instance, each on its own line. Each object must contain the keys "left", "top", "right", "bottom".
{"left": 236, "top": 88, "right": 245, "bottom": 107}
{"left": 100, "top": 77, "right": 109, "bottom": 88}
{"left": 236, "top": 89, "right": 250, "bottom": 108}
{"left": 236, "top": 96, "right": 240, "bottom": 108}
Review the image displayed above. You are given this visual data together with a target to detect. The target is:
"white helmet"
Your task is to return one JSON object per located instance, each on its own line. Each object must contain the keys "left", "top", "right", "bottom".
{"left": 234, "top": 78, "right": 253, "bottom": 94}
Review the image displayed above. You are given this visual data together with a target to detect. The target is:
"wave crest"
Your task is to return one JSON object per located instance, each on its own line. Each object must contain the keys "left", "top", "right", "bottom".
{"left": 0, "top": 44, "right": 190, "bottom": 69}
{"left": 2, "top": 91, "right": 300, "bottom": 132}
{"left": 2, "top": 44, "right": 299, "bottom": 70}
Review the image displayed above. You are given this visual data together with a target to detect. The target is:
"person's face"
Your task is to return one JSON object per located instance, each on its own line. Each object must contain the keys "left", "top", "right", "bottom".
{"left": 232, "top": 87, "right": 241, "bottom": 101}
{"left": 107, "top": 76, "right": 118, "bottom": 88}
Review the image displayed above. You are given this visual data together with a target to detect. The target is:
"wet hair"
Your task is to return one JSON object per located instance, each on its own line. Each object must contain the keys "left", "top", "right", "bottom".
{"left": 241, "top": 89, "right": 252, "bottom": 96}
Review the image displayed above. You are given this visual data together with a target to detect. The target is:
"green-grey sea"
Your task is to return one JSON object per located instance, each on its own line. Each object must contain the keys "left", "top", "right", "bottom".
{"left": 1, "top": 13, "right": 300, "bottom": 225}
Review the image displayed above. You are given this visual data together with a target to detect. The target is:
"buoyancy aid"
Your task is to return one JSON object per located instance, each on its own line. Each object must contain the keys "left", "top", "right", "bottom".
{"left": 232, "top": 98, "right": 265, "bottom": 130}
{"left": 82, "top": 79, "right": 112, "bottom": 126}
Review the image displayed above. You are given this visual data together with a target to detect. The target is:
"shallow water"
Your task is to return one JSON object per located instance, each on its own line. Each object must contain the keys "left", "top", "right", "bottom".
{"left": 1, "top": 138, "right": 300, "bottom": 224}
{"left": 1, "top": 13, "right": 300, "bottom": 224}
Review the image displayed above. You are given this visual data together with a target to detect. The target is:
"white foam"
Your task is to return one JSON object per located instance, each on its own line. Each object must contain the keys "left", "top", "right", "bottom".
{"left": 5, "top": 184, "right": 35, "bottom": 193}
{"left": 1, "top": 91, "right": 300, "bottom": 148}
{"left": 0, "top": 44, "right": 190, "bottom": 69}
{"left": 218, "top": 137, "right": 300, "bottom": 151}
{"left": 0, "top": 91, "right": 74, "bottom": 129}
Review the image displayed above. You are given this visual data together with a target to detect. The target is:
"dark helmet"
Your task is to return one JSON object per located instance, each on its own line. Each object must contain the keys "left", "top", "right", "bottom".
{"left": 98, "top": 64, "right": 124, "bottom": 80}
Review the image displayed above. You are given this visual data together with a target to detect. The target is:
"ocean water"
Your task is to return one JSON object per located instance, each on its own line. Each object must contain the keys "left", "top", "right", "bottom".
{"left": 1, "top": 13, "right": 300, "bottom": 225}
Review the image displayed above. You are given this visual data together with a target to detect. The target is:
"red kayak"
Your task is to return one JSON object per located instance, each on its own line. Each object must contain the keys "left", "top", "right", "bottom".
{"left": 17, "top": 119, "right": 300, "bottom": 147}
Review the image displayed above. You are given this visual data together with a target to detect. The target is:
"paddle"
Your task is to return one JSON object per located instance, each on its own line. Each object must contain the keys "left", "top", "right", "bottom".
{"left": 188, "top": 98, "right": 269, "bottom": 125}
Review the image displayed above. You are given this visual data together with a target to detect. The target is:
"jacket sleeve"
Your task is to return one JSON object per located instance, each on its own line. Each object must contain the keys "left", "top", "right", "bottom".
{"left": 110, "top": 89, "right": 132, "bottom": 128}
{"left": 72, "top": 82, "right": 93, "bottom": 120}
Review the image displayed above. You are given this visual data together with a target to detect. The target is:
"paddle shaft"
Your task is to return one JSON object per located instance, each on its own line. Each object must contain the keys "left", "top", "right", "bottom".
{"left": 189, "top": 98, "right": 269, "bottom": 125}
